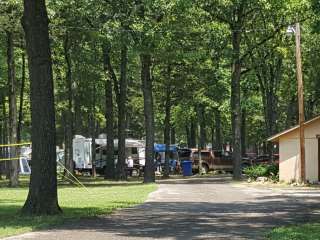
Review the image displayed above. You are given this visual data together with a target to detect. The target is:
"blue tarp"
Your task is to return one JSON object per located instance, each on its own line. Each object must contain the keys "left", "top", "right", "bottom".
{"left": 154, "top": 144, "right": 177, "bottom": 152}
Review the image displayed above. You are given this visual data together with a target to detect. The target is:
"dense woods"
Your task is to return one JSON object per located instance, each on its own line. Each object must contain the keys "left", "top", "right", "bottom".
{"left": 0, "top": 0, "right": 319, "bottom": 199}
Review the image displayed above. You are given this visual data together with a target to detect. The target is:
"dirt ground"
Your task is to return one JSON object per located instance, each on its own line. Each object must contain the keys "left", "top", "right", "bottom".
{"left": 4, "top": 176, "right": 320, "bottom": 240}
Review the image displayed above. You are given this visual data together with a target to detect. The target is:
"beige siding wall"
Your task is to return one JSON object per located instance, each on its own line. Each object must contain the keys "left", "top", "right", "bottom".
{"left": 279, "top": 119, "right": 320, "bottom": 183}
{"left": 279, "top": 131, "right": 299, "bottom": 182}
{"left": 305, "top": 123, "right": 319, "bottom": 182}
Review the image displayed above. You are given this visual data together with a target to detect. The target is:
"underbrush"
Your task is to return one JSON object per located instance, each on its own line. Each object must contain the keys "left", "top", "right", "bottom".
{"left": 244, "top": 163, "right": 279, "bottom": 182}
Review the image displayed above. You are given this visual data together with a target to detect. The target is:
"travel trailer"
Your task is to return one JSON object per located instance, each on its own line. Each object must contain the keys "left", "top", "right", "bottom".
{"left": 73, "top": 135, "right": 93, "bottom": 170}
{"left": 72, "top": 135, "right": 145, "bottom": 173}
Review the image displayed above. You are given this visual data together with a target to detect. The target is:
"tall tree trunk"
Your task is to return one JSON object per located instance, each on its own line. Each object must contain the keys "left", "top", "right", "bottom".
{"left": 163, "top": 79, "right": 171, "bottom": 178}
{"left": 231, "top": 25, "right": 242, "bottom": 180}
{"left": 199, "top": 105, "right": 206, "bottom": 149}
{"left": 116, "top": 45, "right": 128, "bottom": 180}
{"left": 141, "top": 54, "right": 155, "bottom": 183}
{"left": 21, "top": 0, "right": 61, "bottom": 215}
{"left": 215, "top": 109, "right": 222, "bottom": 150}
{"left": 190, "top": 120, "right": 196, "bottom": 148}
{"left": 63, "top": 32, "right": 74, "bottom": 174}
{"left": 17, "top": 49, "right": 26, "bottom": 143}
{"left": 0, "top": 97, "right": 6, "bottom": 178}
{"left": 186, "top": 124, "right": 191, "bottom": 148}
{"left": 90, "top": 78, "right": 96, "bottom": 178}
{"left": 241, "top": 107, "right": 246, "bottom": 157}
{"left": 91, "top": 119, "right": 96, "bottom": 178}
{"left": 211, "top": 126, "right": 215, "bottom": 149}
{"left": 103, "top": 45, "right": 115, "bottom": 179}
{"left": 170, "top": 127, "right": 175, "bottom": 145}
{"left": 1, "top": 95, "right": 9, "bottom": 179}
{"left": 74, "top": 92, "right": 82, "bottom": 134}
{"left": 6, "top": 31, "right": 19, "bottom": 187}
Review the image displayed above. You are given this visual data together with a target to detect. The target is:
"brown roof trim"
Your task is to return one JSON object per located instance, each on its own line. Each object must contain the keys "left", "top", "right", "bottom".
{"left": 267, "top": 115, "right": 320, "bottom": 142}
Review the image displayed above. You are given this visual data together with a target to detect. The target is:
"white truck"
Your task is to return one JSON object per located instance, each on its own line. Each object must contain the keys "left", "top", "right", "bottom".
{"left": 72, "top": 135, "right": 145, "bottom": 173}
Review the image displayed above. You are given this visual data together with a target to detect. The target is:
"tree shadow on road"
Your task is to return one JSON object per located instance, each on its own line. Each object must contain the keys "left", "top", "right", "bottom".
{"left": 51, "top": 192, "right": 320, "bottom": 240}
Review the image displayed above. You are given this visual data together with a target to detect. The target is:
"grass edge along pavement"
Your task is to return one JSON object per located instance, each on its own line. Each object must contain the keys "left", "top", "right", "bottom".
{"left": 267, "top": 223, "right": 320, "bottom": 240}
{"left": 0, "top": 177, "right": 157, "bottom": 238}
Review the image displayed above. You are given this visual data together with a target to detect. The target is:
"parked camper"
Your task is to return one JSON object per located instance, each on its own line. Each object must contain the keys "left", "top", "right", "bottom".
{"left": 72, "top": 135, "right": 145, "bottom": 174}
{"left": 95, "top": 139, "right": 145, "bottom": 173}
{"left": 73, "top": 135, "right": 93, "bottom": 171}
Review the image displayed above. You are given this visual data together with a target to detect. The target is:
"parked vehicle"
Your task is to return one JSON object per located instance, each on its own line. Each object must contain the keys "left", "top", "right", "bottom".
{"left": 96, "top": 138, "right": 145, "bottom": 175}
{"left": 252, "top": 154, "right": 279, "bottom": 165}
{"left": 178, "top": 148, "right": 233, "bottom": 174}
{"left": 73, "top": 135, "right": 93, "bottom": 171}
{"left": 72, "top": 135, "right": 145, "bottom": 174}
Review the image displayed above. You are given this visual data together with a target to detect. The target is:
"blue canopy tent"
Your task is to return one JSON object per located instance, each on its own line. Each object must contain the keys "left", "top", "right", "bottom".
{"left": 154, "top": 144, "right": 179, "bottom": 173}
{"left": 154, "top": 144, "right": 177, "bottom": 153}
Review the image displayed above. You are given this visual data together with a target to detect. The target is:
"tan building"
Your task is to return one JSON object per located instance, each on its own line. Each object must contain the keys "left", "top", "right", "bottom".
{"left": 268, "top": 116, "right": 320, "bottom": 183}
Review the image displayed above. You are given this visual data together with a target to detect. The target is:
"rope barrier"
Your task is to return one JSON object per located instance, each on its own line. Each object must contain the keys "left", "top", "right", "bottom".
{"left": 0, "top": 142, "right": 31, "bottom": 147}
{"left": 57, "top": 161, "right": 90, "bottom": 193}
{"left": 57, "top": 171, "right": 81, "bottom": 187}
{"left": 0, "top": 157, "right": 20, "bottom": 162}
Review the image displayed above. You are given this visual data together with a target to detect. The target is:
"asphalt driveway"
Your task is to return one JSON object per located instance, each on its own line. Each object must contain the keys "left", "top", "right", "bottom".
{"left": 4, "top": 176, "right": 320, "bottom": 240}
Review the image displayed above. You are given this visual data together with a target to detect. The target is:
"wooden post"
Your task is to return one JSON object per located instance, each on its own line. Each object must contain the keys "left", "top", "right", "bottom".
{"left": 295, "top": 23, "right": 305, "bottom": 183}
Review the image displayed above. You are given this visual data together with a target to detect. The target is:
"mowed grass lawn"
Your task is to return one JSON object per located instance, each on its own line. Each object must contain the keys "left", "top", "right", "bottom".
{"left": 0, "top": 177, "right": 157, "bottom": 238}
{"left": 268, "top": 223, "right": 320, "bottom": 240}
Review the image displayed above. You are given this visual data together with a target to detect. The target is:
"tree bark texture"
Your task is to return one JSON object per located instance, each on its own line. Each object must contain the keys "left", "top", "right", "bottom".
{"left": 21, "top": 0, "right": 61, "bottom": 215}
{"left": 17, "top": 49, "right": 26, "bottom": 143}
{"left": 63, "top": 32, "right": 74, "bottom": 174}
{"left": 186, "top": 124, "right": 191, "bottom": 148}
{"left": 90, "top": 81, "right": 96, "bottom": 178}
{"left": 103, "top": 45, "right": 115, "bottom": 179}
{"left": 215, "top": 109, "right": 222, "bottom": 150}
{"left": 0, "top": 97, "right": 7, "bottom": 178}
{"left": 116, "top": 45, "right": 128, "bottom": 180}
{"left": 6, "top": 31, "right": 19, "bottom": 187}
{"left": 1, "top": 95, "right": 8, "bottom": 179}
{"left": 241, "top": 107, "right": 246, "bottom": 156}
{"left": 190, "top": 120, "right": 196, "bottom": 148}
{"left": 199, "top": 105, "right": 206, "bottom": 149}
{"left": 170, "top": 127, "right": 175, "bottom": 145}
{"left": 231, "top": 24, "right": 242, "bottom": 180}
{"left": 163, "top": 78, "right": 171, "bottom": 178}
{"left": 141, "top": 54, "right": 155, "bottom": 183}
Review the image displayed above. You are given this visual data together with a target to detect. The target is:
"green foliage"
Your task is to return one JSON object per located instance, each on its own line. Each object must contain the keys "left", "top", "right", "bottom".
{"left": 0, "top": 0, "right": 320, "bottom": 159}
{"left": 244, "top": 164, "right": 279, "bottom": 181}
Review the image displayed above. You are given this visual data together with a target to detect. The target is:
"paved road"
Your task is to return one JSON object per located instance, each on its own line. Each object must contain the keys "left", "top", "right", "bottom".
{"left": 5, "top": 176, "right": 320, "bottom": 240}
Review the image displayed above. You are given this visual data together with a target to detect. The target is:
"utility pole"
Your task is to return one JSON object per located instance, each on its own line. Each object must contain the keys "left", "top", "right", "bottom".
{"left": 295, "top": 22, "right": 305, "bottom": 183}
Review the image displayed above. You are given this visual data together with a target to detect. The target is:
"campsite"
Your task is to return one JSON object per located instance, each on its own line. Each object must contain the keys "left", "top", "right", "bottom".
{"left": 1, "top": 0, "right": 320, "bottom": 239}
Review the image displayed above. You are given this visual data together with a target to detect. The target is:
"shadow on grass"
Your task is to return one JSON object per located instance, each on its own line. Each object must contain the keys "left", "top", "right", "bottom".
{"left": 0, "top": 201, "right": 144, "bottom": 238}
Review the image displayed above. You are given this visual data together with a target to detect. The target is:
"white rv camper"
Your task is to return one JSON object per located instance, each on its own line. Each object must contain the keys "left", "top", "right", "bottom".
{"left": 73, "top": 135, "right": 93, "bottom": 170}
{"left": 95, "top": 138, "right": 145, "bottom": 170}
{"left": 72, "top": 135, "right": 145, "bottom": 172}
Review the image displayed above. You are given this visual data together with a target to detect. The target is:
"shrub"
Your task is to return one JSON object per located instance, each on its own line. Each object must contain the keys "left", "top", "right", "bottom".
{"left": 244, "top": 163, "right": 279, "bottom": 181}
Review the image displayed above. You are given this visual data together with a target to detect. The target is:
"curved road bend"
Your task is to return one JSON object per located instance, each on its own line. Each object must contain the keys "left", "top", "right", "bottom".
{"left": 4, "top": 176, "right": 320, "bottom": 240}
